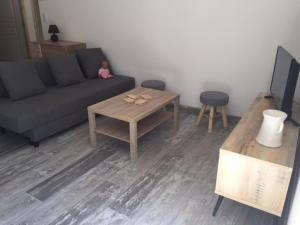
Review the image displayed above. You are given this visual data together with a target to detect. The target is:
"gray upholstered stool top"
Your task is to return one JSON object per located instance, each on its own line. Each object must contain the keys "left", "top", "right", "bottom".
{"left": 200, "top": 91, "right": 229, "bottom": 106}
{"left": 141, "top": 80, "right": 166, "bottom": 91}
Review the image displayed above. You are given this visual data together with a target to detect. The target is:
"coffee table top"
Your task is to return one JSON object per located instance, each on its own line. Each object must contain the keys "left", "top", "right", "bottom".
{"left": 88, "top": 87, "right": 179, "bottom": 122}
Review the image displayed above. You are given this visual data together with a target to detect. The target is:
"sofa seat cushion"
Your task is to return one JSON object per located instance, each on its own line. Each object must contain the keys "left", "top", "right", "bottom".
{"left": 0, "top": 75, "right": 135, "bottom": 133}
{"left": 48, "top": 55, "right": 85, "bottom": 87}
{"left": 0, "top": 61, "right": 47, "bottom": 100}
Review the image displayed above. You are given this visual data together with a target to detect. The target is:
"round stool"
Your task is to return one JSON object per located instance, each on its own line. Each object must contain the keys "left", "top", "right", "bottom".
{"left": 141, "top": 80, "right": 166, "bottom": 90}
{"left": 196, "top": 91, "right": 229, "bottom": 133}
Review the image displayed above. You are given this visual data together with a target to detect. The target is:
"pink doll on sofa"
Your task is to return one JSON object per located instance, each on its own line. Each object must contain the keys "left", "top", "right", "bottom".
{"left": 98, "top": 60, "right": 113, "bottom": 79}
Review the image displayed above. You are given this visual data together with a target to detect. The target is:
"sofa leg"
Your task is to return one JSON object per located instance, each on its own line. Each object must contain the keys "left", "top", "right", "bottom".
{"left": 29, "top": 140, "right": 40, "bottom": 148}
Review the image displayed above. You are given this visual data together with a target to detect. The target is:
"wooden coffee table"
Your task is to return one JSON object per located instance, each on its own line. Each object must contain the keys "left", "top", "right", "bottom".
{"left": 87, "top": 87, "right": 180, "bottom": 161}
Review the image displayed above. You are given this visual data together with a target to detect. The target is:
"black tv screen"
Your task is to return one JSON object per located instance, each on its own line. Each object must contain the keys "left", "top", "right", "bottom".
{"left": 270, "top": 46, "right": 300, "bottom": 124}
{"left": 271, "top": 47, "right": 300, "bottom": 123}
{"left": 292, "top": 78, "right": 300, "bottom": 123}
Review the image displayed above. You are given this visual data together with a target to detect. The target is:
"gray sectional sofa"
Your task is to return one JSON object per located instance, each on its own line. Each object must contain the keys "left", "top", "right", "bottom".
{"left": 0, "top": 48, "right": 135, "bottom": 146}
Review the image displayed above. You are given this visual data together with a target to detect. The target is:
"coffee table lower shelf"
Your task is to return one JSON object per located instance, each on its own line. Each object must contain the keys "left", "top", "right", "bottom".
{"left": 95, "top": 110, "right": 173, "bottom": 143}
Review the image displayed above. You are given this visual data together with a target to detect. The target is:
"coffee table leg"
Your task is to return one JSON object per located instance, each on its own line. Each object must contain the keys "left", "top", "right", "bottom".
{"left": 88, "top": 111, "right": 97, "bottom": 147}
{"left": 130, "top": 122, "right": 138, "bottom": 161}
{"left": 174, "top": 96, "right": 180, "bottom": 130}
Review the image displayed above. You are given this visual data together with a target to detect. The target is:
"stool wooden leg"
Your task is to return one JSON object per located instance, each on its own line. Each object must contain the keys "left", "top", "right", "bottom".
{"left": 208, "top": 106, "right": 215, "bottom": 133}
{"left": 196, "top": 105, "right": 207, "bottom": 126}
{"left": 221, "top": 106, "right": 228, "bottom": 129}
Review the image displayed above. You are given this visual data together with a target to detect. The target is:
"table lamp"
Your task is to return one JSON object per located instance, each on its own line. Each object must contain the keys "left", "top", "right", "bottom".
{"left": 48, "top": 25, "right": 60, "bottom": 42}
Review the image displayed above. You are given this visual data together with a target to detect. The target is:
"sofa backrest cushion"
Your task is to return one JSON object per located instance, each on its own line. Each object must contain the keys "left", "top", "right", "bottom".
{"left": 76, "top": 48, "right": 113, "bottom": 79}
{"left": 48, "top": 55, "right": 85, "bottom": 87}
{"left": 0, "top": 61, "right": 47, "bottom": 101}
{"left": 32, "top": 59, "right": 56, "bottom": 87}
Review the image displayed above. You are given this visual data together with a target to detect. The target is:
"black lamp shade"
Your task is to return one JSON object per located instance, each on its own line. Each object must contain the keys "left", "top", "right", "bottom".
{"left": 48, "top": 25, "right": 60, "bottom": 34}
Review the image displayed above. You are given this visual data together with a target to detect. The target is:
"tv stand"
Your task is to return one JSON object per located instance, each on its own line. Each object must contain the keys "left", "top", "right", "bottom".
{"left": 214, "top": 93, "right": 299, "bottom": 217}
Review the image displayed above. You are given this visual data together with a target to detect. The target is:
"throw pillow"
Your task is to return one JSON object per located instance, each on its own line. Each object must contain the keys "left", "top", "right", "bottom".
{"left": 48, "top": 55, "right": 85, "bottom": 87}
{"left": 0, "top": 61, "right": 47, "bottom": 100}
{"left": 32, "top": 59, "right": 56, "bottom": 86}
{"left": 76, "top": 48, "right": 113, "bottom": 79}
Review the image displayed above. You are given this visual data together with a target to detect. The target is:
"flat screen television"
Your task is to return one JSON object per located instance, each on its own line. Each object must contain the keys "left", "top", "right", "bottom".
{"left": 270, "top": 46, "right": 300, "bottom": 125}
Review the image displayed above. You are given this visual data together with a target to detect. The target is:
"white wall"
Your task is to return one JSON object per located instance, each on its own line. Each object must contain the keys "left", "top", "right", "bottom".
{"left": 38, "top": 0, "right": 300, "bottom": 116}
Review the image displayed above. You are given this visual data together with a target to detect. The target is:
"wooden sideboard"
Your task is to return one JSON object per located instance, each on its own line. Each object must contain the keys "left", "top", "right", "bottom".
{"left": 38, "top": 40, "right": 86, "bottom": 58}
{"left": 214, "top": 93, "right": 299, "bottom": 217}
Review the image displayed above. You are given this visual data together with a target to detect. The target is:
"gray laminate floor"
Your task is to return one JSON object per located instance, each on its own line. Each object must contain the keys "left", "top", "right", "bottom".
{"left": 0, "top": 109, "right": 274, "bottom": 225}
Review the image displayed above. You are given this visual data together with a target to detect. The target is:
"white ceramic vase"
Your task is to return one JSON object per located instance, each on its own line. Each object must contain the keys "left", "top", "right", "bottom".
{"left": 256, "top": 109, "right": 287, "bottom": 148}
